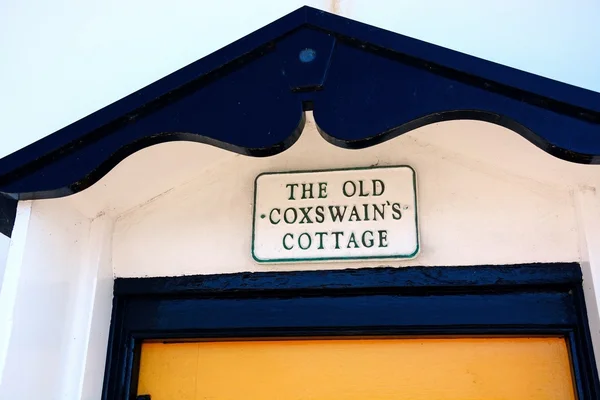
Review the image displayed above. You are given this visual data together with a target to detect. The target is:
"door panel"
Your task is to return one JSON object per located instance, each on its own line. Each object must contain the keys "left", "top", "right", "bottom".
{"left": 137, "top": 337, "right": 575, "bottom": 400}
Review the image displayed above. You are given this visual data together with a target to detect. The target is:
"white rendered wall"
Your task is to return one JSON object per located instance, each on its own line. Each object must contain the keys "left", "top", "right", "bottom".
{"left": 109, "top": 117, "right": 599, "bottom": 277}
{"left": 0, "top": 235, "right": 9, "bottom": 289}
{"left": 575, "top": 187, "right": 600, "bottom": 357}
{"left": 0, "top": 201, "right": 114, "bottom": 399}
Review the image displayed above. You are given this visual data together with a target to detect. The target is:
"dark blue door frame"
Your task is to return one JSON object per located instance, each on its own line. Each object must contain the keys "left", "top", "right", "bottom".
{"left": 102, "top": 263, "right": 599, "bottom": 399}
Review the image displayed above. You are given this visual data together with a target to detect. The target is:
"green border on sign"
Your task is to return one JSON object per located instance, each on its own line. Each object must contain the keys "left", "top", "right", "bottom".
{"left": 251, "top": 165, "right": 420, "bottom": 264}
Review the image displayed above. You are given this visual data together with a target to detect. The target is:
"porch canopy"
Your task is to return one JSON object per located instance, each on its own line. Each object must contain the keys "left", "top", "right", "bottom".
{"left": 0, "top": 6, "right": 599, "bottom": 237}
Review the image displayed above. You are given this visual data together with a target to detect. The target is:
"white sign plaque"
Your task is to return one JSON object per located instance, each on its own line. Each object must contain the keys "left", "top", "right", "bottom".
{"left": 252, "top": 166, "right": 419, "bottom": 263}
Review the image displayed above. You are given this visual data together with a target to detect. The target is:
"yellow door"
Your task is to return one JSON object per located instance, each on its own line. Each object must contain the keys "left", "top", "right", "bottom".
{"left": 137, "top": 337, "right": 576, "bottom": 400}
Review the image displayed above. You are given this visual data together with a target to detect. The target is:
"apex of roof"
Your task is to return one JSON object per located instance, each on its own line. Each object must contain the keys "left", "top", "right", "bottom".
{"left": 0, "top": 6, "right": 599, "bottom": 236}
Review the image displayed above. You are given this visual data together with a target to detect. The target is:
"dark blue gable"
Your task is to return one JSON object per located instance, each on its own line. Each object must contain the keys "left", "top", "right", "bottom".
{"left": 0, "top": 6, "right": 599, "bottom": 236}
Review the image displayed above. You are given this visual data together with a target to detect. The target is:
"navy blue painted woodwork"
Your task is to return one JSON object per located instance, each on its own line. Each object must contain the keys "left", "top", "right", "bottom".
{"left": 1, "top": 7, "right": 600, "bottom": 237}
{"left": 0, "top": 194, "right": 16, "bottom": 237}
{"left": 102, "top": 263, "right": 599, "bottom": 400}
